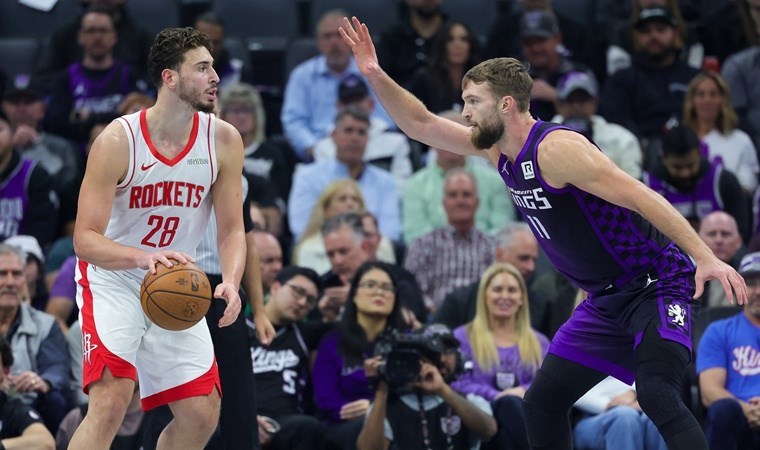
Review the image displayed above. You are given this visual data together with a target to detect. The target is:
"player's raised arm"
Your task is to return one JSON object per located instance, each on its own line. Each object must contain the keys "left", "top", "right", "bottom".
{"left": 339, "top": 16, "right": 480, "bottom": 158}
{"left": 537, "top": 130, "right": 748, "bottom": 306}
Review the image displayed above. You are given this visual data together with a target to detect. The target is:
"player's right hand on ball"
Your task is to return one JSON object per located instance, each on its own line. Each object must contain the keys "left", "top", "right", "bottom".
{"left": 138, "top": 251, "right": 195, "bottom": 274}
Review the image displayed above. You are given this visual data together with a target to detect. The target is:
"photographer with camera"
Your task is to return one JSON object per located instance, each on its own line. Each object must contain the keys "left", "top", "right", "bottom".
{"left": 358, "top": 324, "right": 497, "bottom": 450}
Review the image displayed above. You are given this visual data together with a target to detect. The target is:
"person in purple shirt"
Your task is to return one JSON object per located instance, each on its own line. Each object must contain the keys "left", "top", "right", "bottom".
{"left": 452, "top": 263, "right": 549, "bottom": 450}
{"left": 312, "top": 261, "right": 410, "bottom": 450}
{"left": 340, "top": 17, "right": 747, "bottom": 450}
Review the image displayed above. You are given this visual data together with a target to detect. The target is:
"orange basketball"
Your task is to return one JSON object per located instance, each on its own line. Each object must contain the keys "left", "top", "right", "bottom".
{"left": 140, "top": 259, "right": 212, "bottom": 331}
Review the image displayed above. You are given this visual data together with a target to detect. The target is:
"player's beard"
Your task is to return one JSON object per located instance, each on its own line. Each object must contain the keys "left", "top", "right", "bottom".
{"left": 470, "top": 113, "right": 504, "bottom": 149}
{"left": 177, "top": 78, "right": 215, "bottom": 113}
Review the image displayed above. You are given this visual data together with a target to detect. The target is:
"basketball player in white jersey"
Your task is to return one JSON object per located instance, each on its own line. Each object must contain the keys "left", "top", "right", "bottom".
{"left": 68, "top": 27, "right": 246, "bottom": 450}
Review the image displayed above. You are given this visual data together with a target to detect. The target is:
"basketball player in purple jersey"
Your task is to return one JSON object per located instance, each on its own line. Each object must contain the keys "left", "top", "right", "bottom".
{"left": 69, "top": 28, "right": 245, "bottom": 450}
{"left": 340, "top": 17, "right": 747, "bottom": 450}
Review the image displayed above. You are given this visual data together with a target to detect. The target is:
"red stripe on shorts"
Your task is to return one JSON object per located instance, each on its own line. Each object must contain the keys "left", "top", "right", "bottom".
{"left": 141, "top": 359, "right": 221, "bottom": 411}
{"left": 78, "top": 260, "right": 137, "bottom": 393}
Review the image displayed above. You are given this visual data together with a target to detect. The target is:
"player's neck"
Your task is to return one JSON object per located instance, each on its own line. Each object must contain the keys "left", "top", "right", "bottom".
{"left": 145, "top": 99, "right": 198, "bottom": 142}
{"left": 500, "top": 113, "right": 537, "bottom": 161}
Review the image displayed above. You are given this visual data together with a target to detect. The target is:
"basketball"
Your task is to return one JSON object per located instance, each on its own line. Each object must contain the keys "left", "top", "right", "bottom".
{"left": 140, "top": 260, "right": 212, "bottom": 331}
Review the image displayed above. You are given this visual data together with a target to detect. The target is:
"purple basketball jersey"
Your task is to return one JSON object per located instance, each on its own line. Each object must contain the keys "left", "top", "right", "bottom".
{"left": 0, "top": 158, "right": 35, "bottom": 240}
{"left": 498, "top": 121, "right": 676, "bottom": 293}
{"left": 643, "top": 163, "right": 723, "bottom": 223}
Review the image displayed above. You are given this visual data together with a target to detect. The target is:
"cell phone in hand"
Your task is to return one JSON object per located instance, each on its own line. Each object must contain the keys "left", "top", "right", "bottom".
{"left": 323, "top": 273, "right": 344, "bottom": 289}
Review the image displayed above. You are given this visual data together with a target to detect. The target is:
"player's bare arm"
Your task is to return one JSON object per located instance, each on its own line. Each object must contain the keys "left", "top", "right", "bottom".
{"left": 74, "top": 121, "right": 193, "bottom": 271}
{"left": 212, "top": 119, "right": 246, "bottom": 327}
{"left": 242, "top": 230, "right": 275, "bottom": 344}
{"left": 537, "top": 130, "right": 748, "bottom": 305}
{"left": 339, "top": 16, "right": 481, "bottom": 158}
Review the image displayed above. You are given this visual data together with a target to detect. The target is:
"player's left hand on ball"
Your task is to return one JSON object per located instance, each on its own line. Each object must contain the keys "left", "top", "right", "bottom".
{"left": 214, "top": 282, "right": 241, "bottom": 327}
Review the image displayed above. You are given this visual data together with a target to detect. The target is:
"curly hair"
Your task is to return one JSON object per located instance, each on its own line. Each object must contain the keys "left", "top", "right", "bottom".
{"left": 147, "top": 27, "right": 212, "bottom": 88}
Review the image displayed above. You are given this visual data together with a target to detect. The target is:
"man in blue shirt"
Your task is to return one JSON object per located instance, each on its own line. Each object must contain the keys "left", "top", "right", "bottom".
{"left": 697, "top": 251, "right": 760, "bottom": 450}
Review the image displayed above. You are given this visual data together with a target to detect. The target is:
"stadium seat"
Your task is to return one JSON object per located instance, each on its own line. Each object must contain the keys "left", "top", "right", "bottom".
{"left": 214, "top": 0, "right": 300, "bottom": 40}
{"left": 125, "top": 0, "right": 181, "bottom": 36}
{"left": 0, "top": 0, "right": 80, "bottom": 39}
{"left": 441, "top": 0, "right": 499, "bottom": 35}
{"left": 0, "top": 38, "right": 41, "bottom": 89}
{"left": 309, "top": 0, "right": 400, "bottom": 36}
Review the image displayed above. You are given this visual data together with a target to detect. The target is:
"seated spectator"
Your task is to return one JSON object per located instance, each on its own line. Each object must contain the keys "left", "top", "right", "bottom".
{"left": 313, "top": 75, "right": 412, "bottom": 191}
{"left": 698, "top": 211, "right": 745, "bottom": 309}
{"left": 519, "top": 10, "right": 592, "bottom": 121}
{"left": 44, "top": 6, "right": 151, "bottom": 145}
{"left": 359, "top": 324, "right": 497, "bottom": 449}
{"left": 0, "top": 335, "right": 55, "bottom": 450}
{"left": 249, "top": 204, "right": 267, "bottom": 231}
{"left": 643, "top": 125, "right": 750, "bottom": 240}
{"left": 407, "top": 20, "right": 481, "bottom": 114}
{"left": 5, "top": 235, "right": 48, "bottom": 312}
{"left": 35, "top": 0, "right": 152, "bottom": 78}
{"left": 282, "top": 9, "right": 389, "bottom": 160}
{"left": 312, "top": 261, "right": 411, "bottom": 450}
{"left": 288, "top": 107, "right": 400, "bottom": 242}
{"left": 194, "top": 12, "right": 252, "bottom": 92}
{"left": 250, "top": 266, "right": 327, "bottom": 450}
{"left": 404, "top": 169, "right": 495, "bottom": 312}
{"left": 451, "top": 263, "right": 550, "bottom": 450}
{"left": 696, "top": 251, "right": 760, "bottom": 450}
{"left": 377, "top": 0, "right": 446, "bottom": 87}
{"left": 2, "top": 85, "right": 82, "bottom": 236}
{"left": 552, "top": 71, "right": 642, "bottom": 179}
{"left": 599, "top": 6, "right": 700, "bottom": 170}
{"left": 682, "top": 71, "right": 759, "bottom": 194}
{"left": 252, "top": 231, "right": 284, "bottom": 303}
{"left": 294, "top": 179, "right": 394, "bottom": 274}
{"left": 0, "top": 110, "right": 59, "bottom": 250}
{"left": 44, "top": 256, "right": 77, "bottom": 334}
{"left": 57, "top": 322, "right": 143, "bottom": 449}
{"left": 117, "top": 91, "right": 155, "bottom": 115}
{"left": 403, "top": 110, "right": 516, "bottom": 243}
{"left": 573, "top": 376, "right": 667, "bottom": 450}
{"left": 0, "top": 244, "right": 69, "bottom": 432}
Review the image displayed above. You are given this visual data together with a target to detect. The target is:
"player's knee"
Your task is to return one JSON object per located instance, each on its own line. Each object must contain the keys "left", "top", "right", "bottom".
{"left": 174, "top": 394, "right": 220, "bottom": 436}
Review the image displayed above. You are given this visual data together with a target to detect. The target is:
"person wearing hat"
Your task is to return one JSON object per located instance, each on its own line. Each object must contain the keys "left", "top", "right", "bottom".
{"left": 643, "top": 125, "right": 750, "bottom": 241}
{"left": 599, "top": 6, "right": 700, "bottom": 170}
{"left": 696, "top": 251, "right": 760, "bottom": 450}
{"left": 0, "top": 109, "right": 59, "bottom": 251}
{"left": 519, "top": 10, "right": 592, "bottom": 122}
{"left": 313, "top": 74, "right": 412, "bottom": 191}
{"left": 2, "top": 85, "right": 82, "bottom": 237}
{"left": 360, "top": 323, "right": 497, "bottom": 449}
{"left": 552, "top": 71, "right": 642, "bottom": 179}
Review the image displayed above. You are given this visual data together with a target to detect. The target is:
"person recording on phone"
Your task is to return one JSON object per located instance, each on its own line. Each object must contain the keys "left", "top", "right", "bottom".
{"left": 358, "top": 324, "right": 497, "bottom": 450}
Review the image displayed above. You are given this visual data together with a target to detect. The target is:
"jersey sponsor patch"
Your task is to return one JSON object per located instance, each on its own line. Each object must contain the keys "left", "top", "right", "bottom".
{"left": 521, "top": 161, "right": 535, "bottom": 179}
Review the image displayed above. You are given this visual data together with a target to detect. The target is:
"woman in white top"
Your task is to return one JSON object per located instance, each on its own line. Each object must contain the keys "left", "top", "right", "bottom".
{"left": 683, "top": 71, "right": 759, "bottom": 194}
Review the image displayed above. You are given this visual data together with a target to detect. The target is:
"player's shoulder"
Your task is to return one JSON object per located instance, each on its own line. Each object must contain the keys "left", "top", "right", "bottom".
{"left": 92, "top": 120, "right": 130, "bottom": 151}
{"left": 212, "top": 116, "right": 243, "bottom": 147}
{"left": 540, "top": 128, "right": 594, "bottom": 154}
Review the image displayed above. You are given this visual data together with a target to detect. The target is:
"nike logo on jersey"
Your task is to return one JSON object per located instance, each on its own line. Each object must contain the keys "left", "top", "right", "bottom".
{"left": 141, "top": 161, "right": 158, "bottom": 171}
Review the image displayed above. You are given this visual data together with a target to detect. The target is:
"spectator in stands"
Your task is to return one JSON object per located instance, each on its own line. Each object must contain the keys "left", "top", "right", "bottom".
{"left": 221, "top": 83, "right": 296, "bottom": 211}
{"left": 5, "top": 235, "right": 48, "bottom": 312}
{"left": 552, "top": 71, "right": 642, "bottom": 179}
{"left": 253, "top": 231, "right": 284, "bottom": 304}
{"left": 378, "top": 0, "right": 446, "bottom": 87}
{"left": 250, "top": 266, "right": 327, "bottom": 450}
{"left": 313, "top": 261, "right": 410, "bottom": 450}
{"left": 288, "top": 107, "right": 400, "bottom": 242}
{"left": 696, "top": 251, "right": 760, "bottom": 450}
{"left": 294, "top": 179, "right": 394, "bottom": 275}
{"left": 698, "top": 211, "right": 745, "bottom": 308}
{"left": 35, "top": 0, "right": 152, "bottom": 80}
{"left": 44, "top": 256, "right": 77, "bottom": 334}
{"left": 0, "top": 244, "right": 69, "bottom": 432}
{"left": 44, "top": 6, "right": 150, "bottom": 145}
{"left": 519, "top": 10, "right": 592, "bottom": 121}
{"left": 408, "top": 20, "right": 481, "bottom": 113}
{"left": 2, "top": 86, "right": 82, "bottom": 236}
{"left": 722, "top": 0, "right": 760, "bottom": 149}
{"left": 644, "top": 125, "right": 749, "bottom": 239}
{"left": 403, "top": 111, "right": 515, "bottom": 242}
{"left": 313, "top": 75, "right": 412, "bottom": 190}
{"left": 360, "top": 323, "right": 497, "bottom": 449}
{"left": 599, "top": 6, "right": 700, "bottom": 170}
{"left": 682, "top": 71, "right": 759, "bottom": 194}
{"left": 282, "top": 9, "right": 388, "bottom": 160}
{"left": 404, "top": 169, "right": 494, "bottom": 312}
{"left": 572, "top": 376, "right": 668, "bottom": 450}
{"left": 0, "top": 335, "right": 55, "bottom": 450}
{"left": 194, "top": 12, "right": 252, "bottom": 92}
{"left": 451, "top": 263, "right": 549, "bottom": 450}
{"left": 0, "top": 109, "right": 59, "bottom": 250}
{"left": 117, "top": 91, "right": 154, "bottom": 115}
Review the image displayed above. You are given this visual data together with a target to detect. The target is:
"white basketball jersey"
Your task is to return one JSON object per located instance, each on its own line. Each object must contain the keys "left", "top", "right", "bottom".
{"left": 108, "top": 109, "right": 218, "bottom": 278}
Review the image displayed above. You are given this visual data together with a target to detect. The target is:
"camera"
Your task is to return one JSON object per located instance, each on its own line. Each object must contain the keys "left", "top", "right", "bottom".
{"left": 374, "top": 330, "right": 445, "bottom": 387}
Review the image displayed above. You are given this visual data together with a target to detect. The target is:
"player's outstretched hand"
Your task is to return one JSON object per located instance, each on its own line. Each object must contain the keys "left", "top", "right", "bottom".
{"left": 693, "top": 256, "right": 748, "bottom": 305}
{"left": 339, "top": 16, "right": 380, "bottom": 76}
{"left": 215, "top": 282, "right": 242, "bottom": 327}
{"left": 138, "top": 251, "right": 195, "bottom": 274}
{"left": 254, "top": 312, "right": 275, "bottom": 345}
